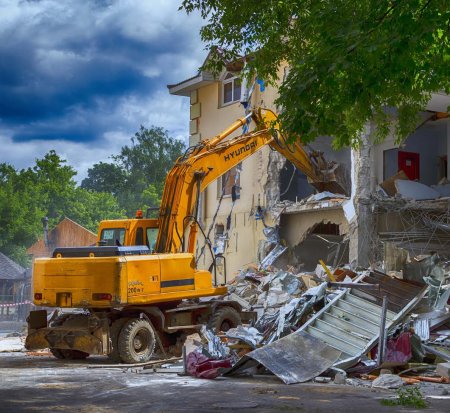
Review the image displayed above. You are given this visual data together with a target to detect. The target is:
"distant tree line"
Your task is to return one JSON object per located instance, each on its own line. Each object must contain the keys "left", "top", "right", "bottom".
{"left": 0, "top": 126, "right": 185, "bottom": 266}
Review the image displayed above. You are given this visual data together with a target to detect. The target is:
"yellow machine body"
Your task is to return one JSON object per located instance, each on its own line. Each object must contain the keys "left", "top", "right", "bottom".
{"left": 33, "top": 217, "right": 226, "bottom": 309}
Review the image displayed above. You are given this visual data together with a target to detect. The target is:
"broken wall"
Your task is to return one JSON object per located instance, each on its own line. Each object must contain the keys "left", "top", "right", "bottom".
{"left": 277, "top": 208, "right": 349, "bottom": 271}
{"left": 374, "top": 116, "right": 450, "bottom": 186}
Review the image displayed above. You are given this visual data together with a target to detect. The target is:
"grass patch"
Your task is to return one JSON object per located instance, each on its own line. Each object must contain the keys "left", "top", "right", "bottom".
{"left": 381, "top": 387, "right": 427, "bottom": 409}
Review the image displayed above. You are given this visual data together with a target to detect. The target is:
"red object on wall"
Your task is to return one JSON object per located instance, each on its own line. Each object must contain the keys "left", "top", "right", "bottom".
{"left": 398, "top": 151, "right": 420, "bottom": 180}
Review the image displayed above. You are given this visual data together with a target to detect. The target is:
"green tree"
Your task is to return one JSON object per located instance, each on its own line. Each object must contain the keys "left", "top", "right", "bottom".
{"left": 115, "top": 125, "right": 185, "bottom": 191}
{"left": 181, "top": 0, "right": 450, "bottom": 147}
{"left": 67, "top": 188, "right": 126, "bottom": 233}
{"left": 81, "top": 161, "right": 127, "bottom": 197}
{"left": 0, "top": 151, "right": 124, "bottom": 266}
{"left": 82, "top": 126, "right": 185, "bottom": 216}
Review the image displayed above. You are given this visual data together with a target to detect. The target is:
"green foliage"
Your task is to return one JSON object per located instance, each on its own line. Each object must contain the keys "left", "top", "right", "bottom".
{"left": 81, "top": 162, "right": 127, "bottom": 197}
{"left": 380, "top": 387, "right": 427, "bottom": 409}
{"left": 0, "top": 151, "right": 123, "bottom": 266}
{"left": 0, "top": 126, "right": 184, "bottom": 266}
{"left": 181, "top": 0, "right": 450, "bottom": 147}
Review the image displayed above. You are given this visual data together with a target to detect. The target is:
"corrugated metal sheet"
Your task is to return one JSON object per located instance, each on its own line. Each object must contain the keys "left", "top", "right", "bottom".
{"left": 300, "top": 271, "right": 427, "bottom": 369}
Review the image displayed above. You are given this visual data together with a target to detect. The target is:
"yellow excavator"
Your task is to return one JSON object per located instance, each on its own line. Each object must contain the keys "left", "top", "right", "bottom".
{"left": 25, "top": 108, "right": 345, "bottom": 363}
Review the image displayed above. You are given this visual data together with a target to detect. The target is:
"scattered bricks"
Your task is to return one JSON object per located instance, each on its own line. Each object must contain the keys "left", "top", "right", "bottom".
{"left": 436, "top": 362, "right": 450, "bottom": 379}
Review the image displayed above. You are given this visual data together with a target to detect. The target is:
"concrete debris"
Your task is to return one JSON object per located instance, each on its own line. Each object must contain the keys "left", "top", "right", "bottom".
{"left": 395, "top": 179, "right": 441, "bottom": 200}
{"left": 371, "top": 374, "right": 405, "bottom": 389}
{"left": 225, "top": 325, "right": 263, "bottom": 349}
{"left": 219, "top": 269, "right": 438, "bottom": 385}
{"left": 404, "top": 253, "right": 449, "bottom": 284}
{"left": 200, "top": 326, "right": 230, "bottom": 360}
{"left": 333, "top": 372, "right": 347, "bottom": 384}
{"left": 259, "top": 245, "right": 288, "bottom": 270}
{"left": 314, "top": 376, "right": 332, "bottom": 383}
{"left": 255, "top": 283, "right": 327, "bottom": 344}
{"left": 380, "top": 170, "right": 409, "bottom": 196}
{"left": 432, "top": 183, "right": 450, "bottom": 197}
{"left": 436, "top": 362, "right": 450, "bottom": 379}
{"left": 307, "top": 192, "right": 347, "bottom": 202}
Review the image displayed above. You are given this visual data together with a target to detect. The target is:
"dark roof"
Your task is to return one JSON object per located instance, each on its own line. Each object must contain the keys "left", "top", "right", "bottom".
{"left": 0, "top": 252, "right": 26, "bottom": 280}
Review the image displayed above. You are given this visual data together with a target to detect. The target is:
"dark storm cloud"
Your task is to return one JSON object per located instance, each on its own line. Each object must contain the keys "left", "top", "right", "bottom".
{"left": 0, "top": 0, "right": 203, "bottom": 144}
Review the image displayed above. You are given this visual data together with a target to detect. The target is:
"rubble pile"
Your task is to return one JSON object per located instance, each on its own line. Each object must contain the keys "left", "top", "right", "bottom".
{"left": 225, "top": 266, "right": 327, "bottom": 345}
{"left": 185, "top": 260, "right": 450, "bottom": 393}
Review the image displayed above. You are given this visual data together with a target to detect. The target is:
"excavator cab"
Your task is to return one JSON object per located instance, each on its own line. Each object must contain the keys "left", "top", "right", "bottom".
{"left": 97, "top": 213, "right": 159, "bottom": 252}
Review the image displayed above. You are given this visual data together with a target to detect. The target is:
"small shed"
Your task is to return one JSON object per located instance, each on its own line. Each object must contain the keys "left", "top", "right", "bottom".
{"left": 0, "top": 252, "right": 29, "bottom": 320}
{"left": 27, "top": 217, "right": 97, "bottom": 258}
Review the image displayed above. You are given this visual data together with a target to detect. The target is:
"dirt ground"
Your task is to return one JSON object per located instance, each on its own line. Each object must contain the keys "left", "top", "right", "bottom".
{"left": 0, "top": 352, "right": 449, "bottom": 413}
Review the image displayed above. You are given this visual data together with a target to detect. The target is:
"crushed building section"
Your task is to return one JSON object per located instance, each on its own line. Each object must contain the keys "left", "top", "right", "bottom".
{"left": 226, "top": 271, "right": 427, "bottom": 384}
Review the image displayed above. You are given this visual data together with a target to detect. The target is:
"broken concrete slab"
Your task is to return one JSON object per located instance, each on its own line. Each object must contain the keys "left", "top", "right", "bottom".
{"left": 307, "top": 192, "right": 347, "bottom": 202}
{"left": 436, "top": 362, "right": 450, "bottom": 379}
{"left": 372, "top": 374, "right": 404, "bottom": 389}
{"left": 380, "top": 170, "right": 409, "bottom": 196}
{"left": 395, "top": 179, "right": 441, "bottom": 200}
{"left": 432, "top": 183, "right": 450, "bottom": 197}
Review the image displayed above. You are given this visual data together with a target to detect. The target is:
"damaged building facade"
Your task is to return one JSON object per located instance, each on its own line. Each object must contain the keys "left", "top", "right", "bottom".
{"left": 168, "top": 58, "right": 450, "bottom": 282}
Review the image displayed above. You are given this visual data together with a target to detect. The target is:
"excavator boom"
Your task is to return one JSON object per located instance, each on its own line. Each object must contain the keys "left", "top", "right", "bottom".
{"left": 155, "top": 108, "right": 346, "bottom": 254}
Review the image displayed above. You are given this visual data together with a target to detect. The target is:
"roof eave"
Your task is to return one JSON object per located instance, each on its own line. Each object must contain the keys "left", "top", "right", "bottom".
{"left": 167, "top": 71, "right": 216, "bottom": 96}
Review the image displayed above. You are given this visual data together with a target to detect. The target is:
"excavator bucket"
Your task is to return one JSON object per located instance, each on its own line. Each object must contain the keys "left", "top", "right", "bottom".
{"left": 308, "top": 152, "right": 348, "bottom": 195}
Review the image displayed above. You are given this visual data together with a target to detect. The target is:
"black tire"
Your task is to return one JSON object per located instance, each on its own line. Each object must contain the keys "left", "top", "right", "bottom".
{"left": 117, "top": 318, "right": 156, "bottom": 363}
{"left": 49, "top": 348, "right": 65, "bottom": 359}
{"left": 208, "top": 306, "right": 241, "bottom": 333}
{"left": 108, "top": 317, "right": 130, "bottom": 363}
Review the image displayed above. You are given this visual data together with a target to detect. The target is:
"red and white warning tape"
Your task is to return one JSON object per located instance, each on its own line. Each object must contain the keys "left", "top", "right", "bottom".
{"left": 0, "top": 301, "right": 33, "bottom": 308}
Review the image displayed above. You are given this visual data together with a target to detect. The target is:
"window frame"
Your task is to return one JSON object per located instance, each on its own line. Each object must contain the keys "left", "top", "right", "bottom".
{"left": 221, "top": 73, "right": 241, "bottom": 107}
{"left": 217, "top": 166, "right": 241, "bottom": 199}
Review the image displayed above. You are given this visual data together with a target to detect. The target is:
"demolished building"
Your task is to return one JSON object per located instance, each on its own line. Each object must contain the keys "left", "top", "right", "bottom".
{"left": 167, "top": 59, "right": 450, "bottom": 385}
{"left": 168, "top": 56, "right": 450, "bottom": 281}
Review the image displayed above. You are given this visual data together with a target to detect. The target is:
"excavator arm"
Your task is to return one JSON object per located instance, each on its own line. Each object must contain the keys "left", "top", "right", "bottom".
{"left": 155, "top": 108, "right": 345, "bottom": 254}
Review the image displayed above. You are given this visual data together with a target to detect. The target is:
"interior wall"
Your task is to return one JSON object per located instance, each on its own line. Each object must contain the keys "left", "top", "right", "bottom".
{"left": 402, "top": 121, "right": 447, "bottom": 185}
{"left": 279, "top": 161, "right": 315, "bottom": 202}
{"left": 375, "top": 119, "right": 448, "bottom": 186}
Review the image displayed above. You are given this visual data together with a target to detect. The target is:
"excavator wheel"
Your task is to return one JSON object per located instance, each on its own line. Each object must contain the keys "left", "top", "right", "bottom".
{"left": 208, "top": 306, "right": 241, "bottom": 333}
{"left": 117, "top": 318, "right": 156, "bottom": 363}
{"left": 108, "top": 317, "right": 130, "bottom": 363}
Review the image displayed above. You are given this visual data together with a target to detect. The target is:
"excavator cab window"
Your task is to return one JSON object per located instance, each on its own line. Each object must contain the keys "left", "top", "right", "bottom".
{"left": 146, "top": 228, "right": 158, "bottom": 252}
{"left": 100, "top": 228, "right": 126, "bottom": 247}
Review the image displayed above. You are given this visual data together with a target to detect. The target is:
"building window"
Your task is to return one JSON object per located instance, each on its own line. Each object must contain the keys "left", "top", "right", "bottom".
{"left": 221, "top": 73, "right": 241, "bottom": 105}
{"left": 217, "top": 166, "right": 241, "bottom": 199}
